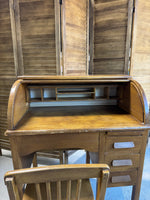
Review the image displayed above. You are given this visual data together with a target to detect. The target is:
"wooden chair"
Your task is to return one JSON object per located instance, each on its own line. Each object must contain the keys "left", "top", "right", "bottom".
{"left": 32, "top": 150, "right": 77, "bottom": 167}
{"left": 4, "top": 164, "right": 109, "bottom": 200}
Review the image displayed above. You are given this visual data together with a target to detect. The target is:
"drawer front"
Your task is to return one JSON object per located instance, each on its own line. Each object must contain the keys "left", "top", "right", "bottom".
{"left": 105, "top": 133, "right": 143, "bottom": 154}
{"left": 105, "top": 153, "right": 140, "bottom": 172}
{"left": 108, "top": 170, "right": 137, "bottom": 187}
{"left": 15, "top": 132, "right": 99, "bottom": 156}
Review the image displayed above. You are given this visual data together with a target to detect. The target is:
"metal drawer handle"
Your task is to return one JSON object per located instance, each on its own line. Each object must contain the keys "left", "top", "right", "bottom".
{"left": 112, "top": 159, "right": 133, "bottom": 167}
{"left": 112, "top": 175, "right": 131, "bottom": 183}
{"left": 114, "top": 142, "right": 135, "bottom": 149}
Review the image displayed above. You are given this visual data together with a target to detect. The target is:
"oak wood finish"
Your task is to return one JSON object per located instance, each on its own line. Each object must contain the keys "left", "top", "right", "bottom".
{"left": 7, "top": 79, "right": 28, "bottom": 129}
{"left": 5, "top": 164, "right": 110, "bottom": 200}
{"left": 6, "top": 76, "right": 150, "bottom": 200}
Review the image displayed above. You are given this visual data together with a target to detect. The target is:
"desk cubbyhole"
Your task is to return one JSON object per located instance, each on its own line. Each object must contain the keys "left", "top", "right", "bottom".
{"left": 29, "top": 88, "right": 42, "bottom": 102}
{"left": 43, "top": 88, "right": 56, "bottom": 101}
{"left": 95, "top": 85, "right": 119, "bottom": 100}
{"left": 109, "top": 86, "right": 118, "bottom": 99}
{"left": 56, "top": 87, "right": 95, "bottom": 101}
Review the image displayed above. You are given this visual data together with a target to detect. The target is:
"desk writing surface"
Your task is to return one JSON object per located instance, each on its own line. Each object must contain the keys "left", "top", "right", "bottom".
{"left": 13, "top": 105, "right": 148, "bottom": 134}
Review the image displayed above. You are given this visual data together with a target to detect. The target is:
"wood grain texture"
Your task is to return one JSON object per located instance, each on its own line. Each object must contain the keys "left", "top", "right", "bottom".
{"left": 62, "top": 0, "right": 89, "bottom": 75}
{"left": 0, "top": 78, "right": 15, "bottom": 149}
{"left": 7, "top": 79, "right": 28, "bottom": 129}
{"left": 131, "top": 0, "right": 150, "bottom": 106}
{"left": 0, "top": 0, "right": 16, "bottom": 152}
{"left": 5, "top": 164, "right": 109, "bottom": 200}
{"left": 0, "top": 0, "right": 15, "bottom": 77}
{"left": 92, "top": 0, "right": 132, "bottom": 75}
{"left": 14, "top": 106, "right": 148, "bottom": 133}
{"left": 10, "top": 0, "right": 58, "bottom": 75}
{"left": 6, "top": 78, "right": 149, "bottom": 200}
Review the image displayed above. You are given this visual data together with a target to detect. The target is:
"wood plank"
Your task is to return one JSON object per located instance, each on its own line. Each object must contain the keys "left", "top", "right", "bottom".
{"left": 62, "top": 0, "right": 88, "bottom": 75}
{"left": 93, "top": 0, "right": 131, "bottom": 75}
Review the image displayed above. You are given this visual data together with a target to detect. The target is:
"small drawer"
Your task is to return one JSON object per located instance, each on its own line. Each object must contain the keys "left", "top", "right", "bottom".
{"left": 105, "top": 135, "right": 143, "bottom": 154}
{"left": 105, "top": 154, "right": 140, "bottom": 171}
{"left": 108, "top": 170, "right": 137, "bottom": 187}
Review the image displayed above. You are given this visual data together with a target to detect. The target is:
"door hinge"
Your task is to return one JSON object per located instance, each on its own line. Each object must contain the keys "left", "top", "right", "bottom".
{"left": 59, "top": 0, "right": 62, "bottom": 5}
{"left": 133, "top": 7, "right": 135, "bottom": 13}
{"left": 61, "top": 66, "right": 63, "bottom": 75}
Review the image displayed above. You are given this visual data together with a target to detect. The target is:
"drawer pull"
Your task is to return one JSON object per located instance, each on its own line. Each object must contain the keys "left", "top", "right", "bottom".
{"left": 112, "top": 175, "right": 131, "bottom": 183}
{"left": 112, "top": 159, "right": 133, "bottom": 167}
{"left": 114, "top": 142, "right": 135, "bottom": 149}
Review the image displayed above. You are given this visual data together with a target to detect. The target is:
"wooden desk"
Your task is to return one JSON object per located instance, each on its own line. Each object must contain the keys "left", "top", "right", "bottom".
{"left": 6, "top": 76, "right": 150, "bottom": 200}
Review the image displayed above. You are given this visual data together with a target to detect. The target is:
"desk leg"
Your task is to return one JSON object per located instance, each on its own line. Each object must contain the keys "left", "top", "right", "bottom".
{"left": 131, "top": 167, "right": 144, "bottom": 200}
{"left": 10, "top": 137, "right": 34, "bottom": 169}
{"left": 0, "top": 148, "right": 2, "bottom": 156}
{"left": 10, "top": 137, "right": 34, "bottom": 198}
{"left": 131, "top": 131, "right": 148, "bottom": 200}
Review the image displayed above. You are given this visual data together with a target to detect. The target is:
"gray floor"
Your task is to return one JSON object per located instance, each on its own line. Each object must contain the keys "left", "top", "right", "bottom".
{"left": 0, "top": 138, "right": 150, "bottom": 200}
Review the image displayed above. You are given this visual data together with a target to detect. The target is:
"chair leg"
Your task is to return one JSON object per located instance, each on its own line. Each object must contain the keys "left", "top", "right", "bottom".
{"left": 0, "top": 148, "right": 2, "bottom": 156}
{"left": 86, "top": 151, "right": 90, "bottom": 163}
{"left": 64, "top": 151, "right": 68, "bottom": 164}
{"left": 59, "top": 151, "right": 64, "bottom": 164}
{"left": 33, "top": 153, "right": 37, "bottom": 167}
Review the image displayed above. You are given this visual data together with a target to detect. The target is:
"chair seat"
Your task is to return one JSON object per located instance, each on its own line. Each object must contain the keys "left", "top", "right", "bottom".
{"left": 23, "top": 179, "right": 94, "bottom": 200}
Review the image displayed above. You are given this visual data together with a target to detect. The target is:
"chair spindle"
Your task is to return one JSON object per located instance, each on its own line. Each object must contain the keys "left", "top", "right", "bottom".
{"left": 35, "top": 183, "right": 42, "bottom": 200}
{"left": 76, "top": 179, "right": 82, "bottom": 200}
{"left": 46, "top": 182, "right": 52, "bottom": 200}
{"left": 66, "top": 180, "right": 71, "bottom": 200}
{"left": 57, "top": 181, "right": 61, "bottom": 200}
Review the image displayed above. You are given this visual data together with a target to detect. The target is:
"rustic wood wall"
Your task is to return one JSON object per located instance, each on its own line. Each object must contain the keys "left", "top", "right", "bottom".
{"left": 131, "top": 0, "right": 150, "bottom": 106}
{"left": 0, "top": 0, "right": 16, "bottom": 148}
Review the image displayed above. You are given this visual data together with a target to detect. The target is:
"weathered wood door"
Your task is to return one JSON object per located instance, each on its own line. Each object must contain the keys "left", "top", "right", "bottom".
{"left": 9, "top": 0, "right": 60, "bottom": 76}
{"left": 90, "top": 0, "right": 134, "bottom": 75}
{"left": 61, "top": 0, "right": 89, "bottom": 75}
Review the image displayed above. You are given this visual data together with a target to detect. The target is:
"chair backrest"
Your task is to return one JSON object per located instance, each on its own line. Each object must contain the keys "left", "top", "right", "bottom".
{"left": 4, "top": 164, "right": 109, "bottom": 200}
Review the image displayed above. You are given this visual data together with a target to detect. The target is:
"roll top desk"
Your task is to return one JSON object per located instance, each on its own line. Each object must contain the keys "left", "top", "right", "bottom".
{"left": 6, "top": 75, "right": 150, "bottom": 200}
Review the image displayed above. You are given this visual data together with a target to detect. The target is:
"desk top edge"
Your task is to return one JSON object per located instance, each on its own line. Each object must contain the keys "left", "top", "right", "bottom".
{"left": 5, "top": 126, "right": 150, "bottom": 136}
{"left": 17, "top": 75, "right": 131, "bottom": 81}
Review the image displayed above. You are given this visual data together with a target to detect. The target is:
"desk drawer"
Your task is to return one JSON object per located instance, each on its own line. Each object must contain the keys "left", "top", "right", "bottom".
{"left": 105, "top": 153, "right": 140, "bottom": 172}
{"left": 108, "top": 170, "right": 137, "bottom": 187}
{"left": 105, "top": 132, "right": 143, "bottom": 154}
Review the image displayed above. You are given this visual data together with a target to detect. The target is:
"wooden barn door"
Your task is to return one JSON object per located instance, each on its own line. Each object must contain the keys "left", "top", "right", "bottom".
{"left": 90, "top": 0, "right": 134, "bottom": 75}
{"left": 9, "top": 0, "right": 61, "bottom": 76}
{"left": 61, "top": 0, "right": 89, "bottom": 75}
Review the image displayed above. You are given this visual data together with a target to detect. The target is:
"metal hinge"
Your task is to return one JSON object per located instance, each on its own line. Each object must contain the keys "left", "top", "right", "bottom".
{"left": 59, "top": 0, "right": 62, "bottom": 5}
{"left": 133, "top": 7, "right": 135, "bottom": 13}
{"left": 61, "top": 66, "right": 63, "bottom": 75}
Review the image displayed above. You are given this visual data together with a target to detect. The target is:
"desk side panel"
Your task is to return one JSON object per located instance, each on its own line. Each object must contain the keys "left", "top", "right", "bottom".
{"left": 118, "top": 80, "right": 149, "bottom": 123}
{"left": 7, "top": 79, "right": 29, "bottom": 129}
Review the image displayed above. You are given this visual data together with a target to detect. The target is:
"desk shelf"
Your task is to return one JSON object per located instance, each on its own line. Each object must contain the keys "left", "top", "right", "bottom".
{"left": 26, "top": 84, "right": 121, "bottom": 103}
